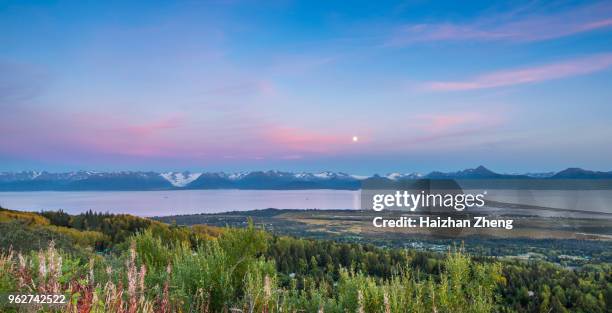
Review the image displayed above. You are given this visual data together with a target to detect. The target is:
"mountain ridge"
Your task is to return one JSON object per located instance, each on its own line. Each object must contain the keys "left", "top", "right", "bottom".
{"left": 0, "top": 166, "right": 610, "bottom": 191}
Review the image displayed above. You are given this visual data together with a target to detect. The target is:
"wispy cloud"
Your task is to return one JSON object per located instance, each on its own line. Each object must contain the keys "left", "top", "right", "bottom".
{"left": 123, "top": 116, "right": 184, "bottom": 136}
{"left": 423, "top": 53, "right": 612, "bottom": 91}
{"left": 264, "top": 126, "right": 349, "bottom": 154}
{"left": 386, "top": 1, "right": 612, "bottom": 45}
{"left": 0, "top": 62, "right": 47, "bottom": 108}
{"left": 415, "top": 112, "right": 498, "bottom": 132}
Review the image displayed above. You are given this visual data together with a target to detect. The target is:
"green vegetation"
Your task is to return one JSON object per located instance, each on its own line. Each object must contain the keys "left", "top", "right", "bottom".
{"left": 0, "top": 207, "right": 610, "bottom": 312}
{"left": 155, "top": 209, "right": 612, "bottom": 266}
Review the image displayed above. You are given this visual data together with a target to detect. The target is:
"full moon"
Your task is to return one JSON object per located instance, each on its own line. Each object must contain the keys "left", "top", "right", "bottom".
{"left": 352, "top": 136, "right": 359, "bottom": 142}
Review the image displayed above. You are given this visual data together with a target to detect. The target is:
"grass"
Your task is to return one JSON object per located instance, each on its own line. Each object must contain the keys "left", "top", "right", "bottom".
{"left": 0, "top": 224, "right": 501, "bottom": 313}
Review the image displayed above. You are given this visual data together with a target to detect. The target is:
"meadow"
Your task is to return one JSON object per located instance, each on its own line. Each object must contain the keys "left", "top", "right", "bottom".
{"left": 0, "top": 207, "right": 609, "bottom": 313}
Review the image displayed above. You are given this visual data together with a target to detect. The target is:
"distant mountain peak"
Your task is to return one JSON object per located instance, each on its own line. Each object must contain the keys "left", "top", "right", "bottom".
{"left": 474, "top": 165, "right": 490, "bottom": 171}
{"left": 523, "top": 172, "right": 556, "bottom": 178}
{"left": 425, "top": 165, "right": 527, "bottom": 179}
{"left": 386, "top": 172, "right": 422, "bottom": 180}
{"left": 1, "top": 167, "right": 611, "bottom": 191}
{"left": 160, "top": 171, "right": 202, "bottom": 187}
{"left": 552, "top": 168, "right": 612, "bottom": 179}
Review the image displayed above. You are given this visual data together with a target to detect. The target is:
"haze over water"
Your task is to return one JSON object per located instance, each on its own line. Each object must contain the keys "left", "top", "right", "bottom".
{"left": 1, "top": 189, "right": 611, "bottom": 218}
{"left": 0, "top": 190, "right": 361, "bottom": 217}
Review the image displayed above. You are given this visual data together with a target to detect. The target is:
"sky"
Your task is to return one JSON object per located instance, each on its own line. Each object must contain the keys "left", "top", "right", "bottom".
{"left": 1, "top": 0, "right": 612, "bottom": 175}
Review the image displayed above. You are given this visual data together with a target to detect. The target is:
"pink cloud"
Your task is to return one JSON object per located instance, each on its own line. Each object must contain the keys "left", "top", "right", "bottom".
{"left": 406, "top": 111, "right": 505, "bottom": 135}
{"left": 123, "top": 116, "right": 183, "bottom": 136}
{"left": 423, "top": 53, "right": 612, "bottom": 91}
{"left": 345, "top": 111, "right": 506, "bottom": 156}
{"left": 387, "top": 2, "right": 612, "bottom": 45}
{"left": 424, "top": 113, "right": 485, "bottom": 132}
{"left": 264, "top": 126, "right": 349, "bottom": 154}
{"left": 61, "top": 115, "right": 188, "bottom": 157}
{"left": 1, "top": 105, "right": 363, "bottom": 164}
{"left": 0, "top": 110, "right": 194, "bottom": 160}
{"left": 580, "top": 18, "right": 612, "bottom": 32}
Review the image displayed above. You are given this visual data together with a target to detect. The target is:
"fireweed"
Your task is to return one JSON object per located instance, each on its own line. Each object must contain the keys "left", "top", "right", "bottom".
{"left": 0, "top": 227, "right": 501, "bottom": 313}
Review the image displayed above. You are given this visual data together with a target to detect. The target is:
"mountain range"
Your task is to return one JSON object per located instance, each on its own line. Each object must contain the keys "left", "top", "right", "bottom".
{"left": 0, "top": 166, "right": 610, "bottom": 191}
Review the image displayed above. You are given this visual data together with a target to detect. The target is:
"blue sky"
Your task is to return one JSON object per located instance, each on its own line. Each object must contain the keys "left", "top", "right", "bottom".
{"left": 1, "top": 0, "right": 612, "bottom": 174}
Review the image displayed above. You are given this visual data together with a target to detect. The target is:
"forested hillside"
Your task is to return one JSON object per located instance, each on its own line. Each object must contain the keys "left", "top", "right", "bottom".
{"left": 0, "top": 207, "right": 609, "bottom": 313}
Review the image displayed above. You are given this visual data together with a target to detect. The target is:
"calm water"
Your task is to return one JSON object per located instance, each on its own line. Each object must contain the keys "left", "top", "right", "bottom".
{"left": 0, "top": 190, "right": 361, "bottom": 216}
{"left": 1, "top": 189, "right": 609, "bottom": 218}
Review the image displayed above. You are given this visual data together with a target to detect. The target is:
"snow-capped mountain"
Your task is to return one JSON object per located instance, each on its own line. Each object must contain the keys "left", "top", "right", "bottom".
{"left": 0, "top": 170, "right": 367, "bottom": 190}
{"left": 227, "top": 172, "right": 248, "bottom": 180}
{"left": 0, "top": 171, "right": 44, "bottom": 182}
{"left": 185, "top": 170, "right": 362, "bottom": 190}
{"left": 0, "top": 167, "right": 609, "bottom": 191}
{"left": 386, "top": 172, "right": 422, "bottom": 180}
{"left": 523, "top": 172, "right": 556, "bottom": 178}
{"left": 0, "top": 171, "right": 172, "bottom": 191}
{"left": 425, "top": 166, "right": 529, "bottom": 179}
{"left": 296, "top": 171, "right": 356, "bottom": 180}
{"left": 160, "top": 172, "right": 202, "bottom": 187}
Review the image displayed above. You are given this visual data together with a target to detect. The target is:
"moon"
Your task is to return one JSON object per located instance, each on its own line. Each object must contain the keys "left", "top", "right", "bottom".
{"left": 352, "top": 136, "right": 359, "bottom": 142}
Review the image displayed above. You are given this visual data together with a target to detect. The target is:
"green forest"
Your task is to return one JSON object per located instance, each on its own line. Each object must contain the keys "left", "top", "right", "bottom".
{"left": 0, "top": 207, "right": 610, "bottom": 313}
